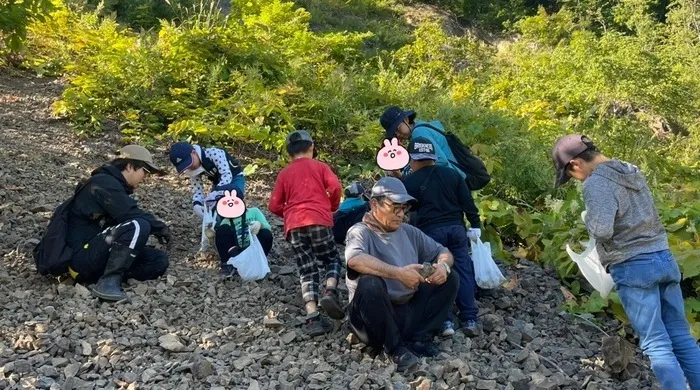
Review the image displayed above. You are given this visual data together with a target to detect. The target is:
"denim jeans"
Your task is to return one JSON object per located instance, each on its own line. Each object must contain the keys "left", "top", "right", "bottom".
{"left": 609, "top": 250, "right": 700, "bottom": 390}
{"left": 424, "top": 224, "right": 478, "bottom": 322}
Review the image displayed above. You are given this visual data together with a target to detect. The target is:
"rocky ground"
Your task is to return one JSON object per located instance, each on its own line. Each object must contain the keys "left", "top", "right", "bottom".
{"left": 0, "top": 71, "right": 662, "bottom": 390}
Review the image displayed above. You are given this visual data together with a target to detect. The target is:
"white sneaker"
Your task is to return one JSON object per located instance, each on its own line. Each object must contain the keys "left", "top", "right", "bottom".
{"left": 441, "top": 320, "right": 455, "bottom": 337}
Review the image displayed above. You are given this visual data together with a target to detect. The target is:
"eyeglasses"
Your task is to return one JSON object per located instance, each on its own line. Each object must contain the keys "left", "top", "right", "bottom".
{"left": 381, "top": 199, "right": 411, "bottom": 215}
{"left": 141, "top": 166, "right": 152, "bottom": 174}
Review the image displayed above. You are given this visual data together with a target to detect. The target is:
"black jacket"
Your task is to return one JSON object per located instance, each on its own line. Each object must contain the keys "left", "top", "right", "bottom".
{"left": 66, "top": 164, "right": 167, "bottom": 249}
{"left": 403, "top": 165, "right": 481, "bottom": 231}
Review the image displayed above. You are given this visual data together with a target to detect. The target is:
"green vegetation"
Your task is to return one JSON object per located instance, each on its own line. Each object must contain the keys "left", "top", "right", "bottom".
{"left": 6, "top": 0, "right": 700, "bottom": 335}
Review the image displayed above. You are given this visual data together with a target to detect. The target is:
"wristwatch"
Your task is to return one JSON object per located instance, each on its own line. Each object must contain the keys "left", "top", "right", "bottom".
{"left": 438, "top": 262, "right": 451, "bottom": 275}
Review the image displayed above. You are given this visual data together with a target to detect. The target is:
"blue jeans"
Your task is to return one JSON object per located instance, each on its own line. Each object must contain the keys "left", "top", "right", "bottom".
{"left": 609, "top": 250, "right": 700, "bottom": 390}
{"left": 424, "top": 224, "right": 478, "bottom": 322}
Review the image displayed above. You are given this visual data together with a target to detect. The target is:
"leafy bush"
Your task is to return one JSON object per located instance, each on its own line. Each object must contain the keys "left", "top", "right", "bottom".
{"left": 0, "top": 0, "right": 53, "bottom": 53}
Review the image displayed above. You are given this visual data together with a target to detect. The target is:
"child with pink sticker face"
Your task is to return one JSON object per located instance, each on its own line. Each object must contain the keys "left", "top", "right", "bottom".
{"left": 216, "top": 190, "right": 246, "bottom": 219}
{"left": 213, "top": 190, "right": 274, "bottom": 279}
{"left": 377, "top": 138, "right": 410, "bottom": 171}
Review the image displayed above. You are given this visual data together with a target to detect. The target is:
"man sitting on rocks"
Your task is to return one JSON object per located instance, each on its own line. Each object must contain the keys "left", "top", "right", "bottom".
{"left": 65, "top": 145, "right": 171, "bottom": 301}
{"left": 344, "top": 177, "right": 459, "bottom": 372}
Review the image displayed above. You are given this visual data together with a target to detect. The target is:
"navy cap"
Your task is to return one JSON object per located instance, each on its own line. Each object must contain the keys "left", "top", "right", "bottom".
{"left": 168, "top": 142, "right": 195, "bottom": 174}
{"left": 380, "top": 106, "right": 416, "bottom": 140}
{"left": 408, "top": 136, "right": 436, "bottom": 161}
{"left": 371, "top": 177, "right": 416, "bottom": 204}
{"left": 552, "top": 134, "right": 595, "bottom": 187}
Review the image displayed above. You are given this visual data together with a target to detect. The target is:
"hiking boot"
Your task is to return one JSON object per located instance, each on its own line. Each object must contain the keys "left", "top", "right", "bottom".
{"left": 220, "top": 263, "right": 236, "bottom": 279}
{"left": 319, "top": 287, "right": 345, "bottom": 320}
{"left": 441, "top": 320, "right": 455, "bottom": 337}
{"left": 391, "top": 345, "right": 420, "bottom": 373}
{"left": 406, "top": 340, "right": 441, "bottom": 357}
{"left": 304, "top": 312, "right": 333, "bottom": 337}
{"left": 461, "top": 319, "right": 480, "bottom": 337}
{"left": 92, "top": 244, "right": 136, "bottom": 302}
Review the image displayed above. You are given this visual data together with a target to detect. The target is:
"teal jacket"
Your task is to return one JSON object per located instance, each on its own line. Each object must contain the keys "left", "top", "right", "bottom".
{"left": 403, "top": 120, "right": 466, "bottom": 180}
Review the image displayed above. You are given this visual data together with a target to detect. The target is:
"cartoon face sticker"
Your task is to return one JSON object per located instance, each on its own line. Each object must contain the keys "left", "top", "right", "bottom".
{"left": 376, "top": 138, "right": 410, "bottom": 171}
{"left": 216, "top": 190, "right": 246, "bottom": 219}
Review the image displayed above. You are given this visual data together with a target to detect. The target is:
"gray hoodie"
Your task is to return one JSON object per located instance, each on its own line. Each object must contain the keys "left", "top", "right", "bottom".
{"left": 582, "top": 159, "right": 669, "bottom": 268}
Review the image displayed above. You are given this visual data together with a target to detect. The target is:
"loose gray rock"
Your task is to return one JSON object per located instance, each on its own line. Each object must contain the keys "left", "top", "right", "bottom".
{"left": 158, "top": 334, "right": 186, "bottom": 352}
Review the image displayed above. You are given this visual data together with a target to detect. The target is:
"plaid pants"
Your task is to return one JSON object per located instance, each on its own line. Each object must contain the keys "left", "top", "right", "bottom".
{"left": 288, "top": 225, "right": 342, "bottom": 304}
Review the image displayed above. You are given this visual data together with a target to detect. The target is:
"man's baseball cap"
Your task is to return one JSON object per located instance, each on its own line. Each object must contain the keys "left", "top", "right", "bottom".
{"left": 370, "top": 177, "right": 416, "bottom": 204}
{"left": 408, "top": 136, "right": 437, "bottom": 161}
{"left": 168, "top": 142, "right": 195, "bottom": 174}
{"left": 119, "top": 145, "right": 164, "bottom": 175}
{"left": 344, "top": 181, "right": 365, "bottom": 198}
{"left": 552, "top": 134, "right": 595, "bottom": 187}
{"left": 286, "top": 130, "right": 313, "bottom": 146}
{"left": 380, "top": 106, "right": 416, "bottom": 140}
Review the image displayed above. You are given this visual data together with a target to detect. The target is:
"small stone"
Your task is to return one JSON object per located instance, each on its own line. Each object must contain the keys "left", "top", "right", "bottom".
{"left": 38, "top": 365, "right": 59, "bottom": 378}
{"left": 349, "top": 373, "right": 367, "bottom": 390}
{"left": 263, "top": 316, "right": 283, "bottom": 328}
{"left": 248, "top": 379, "right": 261, "bottom": 390}
{"left": 153, "top": 319, "right": 168, "bottom": 329}
{"left": 429, "top": 364, "right": 445, "bottom": 380}
{"left": 233, "top": 356, "right": 253, "bottom": 370}
{"left": 167, "top": 275, "right": 177, "bottom": 286}
{"left": 601, "top": 335, "right": 633, "bottom": 374}
{"left": 515, "top": 348, "right": 530, "bottom": 363}
{"left": 159, "top": 334, "right": 186, "bottom": 352}
{"left": 481, "top": 314, "right": 504, "bottom": 333}
{"left": 64, "top": 363, "right": 80, "bottom": 378}
{"left": 80, "top": 341, "right": 91, "bottom": 356}
{"left": 476, "top": 379, "right": 497, "bottom": 390}
{"left": 281, "top": 331, "right": 296, "bottom": 344}
{"left": 73, "top": 284, "right": 91, "bottom": 299}
{"left": 51, "top": 358, "right": 68, "bottom": 368}
{"left": 193, "top": 359, "right": 214, "bottom": 379}
{"left": 142, "top": 368, "right": 157, "bottom": 383}
{"left": 278, "top": 266, "right": 295, "bottom": 275}
{"left": 15, "top": 360, "right": 31, "bottom": 374}
{"left": 308, "top": 373, "right": 327, "bottom": 382}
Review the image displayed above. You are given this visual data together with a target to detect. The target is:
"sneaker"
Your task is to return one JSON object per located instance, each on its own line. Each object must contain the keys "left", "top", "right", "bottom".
{"left": 461, "top": 319, "right": 480, "bottom": 337}
{"left": 441, "top": 320, "right": 455, "bottom": 337}
{"left": 391, "top": 345, "right": 420, "bottom": 373}
{"left": 319, "top": 288, "right": 345, "bottom": 320}
{"left": 220, "top": 263, "right": 236, "bottom": 279}
{"left": 406, "top": 340, "right": 441, "bottom": 357}
{"left": 304, "top": 313, "right": 333, "bottom": 337}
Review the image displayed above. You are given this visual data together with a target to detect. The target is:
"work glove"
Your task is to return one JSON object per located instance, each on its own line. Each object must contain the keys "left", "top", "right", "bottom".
{"left": 193, "top": 204, "right": 205, "bottom": 219}
{"left": 581, "top": 210, "right": 587, "bottom": 223}
{"left": 249, "top": 221, "right": 262, "bottom": 235}
{"left": 467, "top": 228, "right": 481, "bottom": 241}
{"left": 155, "top": 225, "right": 172, "bottom": 249}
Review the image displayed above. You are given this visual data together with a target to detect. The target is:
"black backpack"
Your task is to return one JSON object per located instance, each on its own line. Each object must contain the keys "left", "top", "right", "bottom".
{"left": 414, "top": 123, "right": 491, "bottom": 190}
{"left": 32, "top": 179, "right": 91, "bottom": 276}
{"left": 332, "top": 203, "right": 370, "bottom": 245}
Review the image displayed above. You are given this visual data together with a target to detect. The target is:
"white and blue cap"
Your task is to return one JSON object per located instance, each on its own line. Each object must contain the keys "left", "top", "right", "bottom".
{"left": 408, "top": 136, "right": 437, "bottom": 161}
{"left": 370, "top": 177, "right": 416, "bottom": 204}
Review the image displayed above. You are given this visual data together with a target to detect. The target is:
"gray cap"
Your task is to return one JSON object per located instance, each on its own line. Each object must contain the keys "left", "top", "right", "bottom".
{"left": 552, "top": 134, "right": 594, "bottom": 187}
{"left": 286, "top": 130, "right": 313, "bottom": 146}
{"left": 370, "top": 177, "right": 416, "bottom": 204}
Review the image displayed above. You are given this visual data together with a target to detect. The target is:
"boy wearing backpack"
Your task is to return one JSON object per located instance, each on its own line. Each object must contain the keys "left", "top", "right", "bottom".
{"left": 552, "top": 134, "right": 700, "bottom": 390}
{"left": 168, "top": 141, "right": 246, "bottom": 217}
{"left": 333, "top": 182, "right": 370, "bottom": 245}
{"left": 268, "top": 130, "right": 345, "bottom": 336}
{"left": 379, "top": 106, "right": 490, "bottom": 191}
{"left": 402, "top": 137, "right": 482, "bottom": 337}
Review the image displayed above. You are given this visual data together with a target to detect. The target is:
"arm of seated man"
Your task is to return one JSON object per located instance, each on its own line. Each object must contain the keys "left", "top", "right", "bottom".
{"left": 426, "top": 247, "right": 453, "bottom": 285}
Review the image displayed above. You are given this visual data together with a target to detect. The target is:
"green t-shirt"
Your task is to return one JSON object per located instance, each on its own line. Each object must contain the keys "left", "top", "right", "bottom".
{"left": 217, "top": 207, "right": 271, "bottom": 248}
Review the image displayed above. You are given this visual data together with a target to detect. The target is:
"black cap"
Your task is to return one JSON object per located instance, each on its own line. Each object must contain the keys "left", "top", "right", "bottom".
{"left": 408, "top": 136, "right": 437, "bottom": 161}
{"left": 380, "top": 106, "right": 416, "bottom": 140}
{"left": 552, "top": 134, "right": 595, "bottom": 187}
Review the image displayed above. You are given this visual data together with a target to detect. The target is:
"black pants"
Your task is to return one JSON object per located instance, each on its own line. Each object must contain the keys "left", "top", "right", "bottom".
{"left": 215, "top": 226, "right": 273, "bottom": 263}
{"left": 69, "top": 218, "right": 169, "bottom": 283}
{"left": 348, "top": 272, "right": 459, "bottom": 354}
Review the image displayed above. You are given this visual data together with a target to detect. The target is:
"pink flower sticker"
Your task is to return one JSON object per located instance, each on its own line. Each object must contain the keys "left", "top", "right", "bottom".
{"left": 376, "top": 138, "right": 409, "bottom": 171}
{"left": 216, "top": 190, "right": 246, "bottom": 219}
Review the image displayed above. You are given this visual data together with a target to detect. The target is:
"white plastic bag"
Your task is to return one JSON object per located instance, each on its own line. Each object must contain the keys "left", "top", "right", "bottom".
{"left": 199, "top": 204, "right": 217, "bottom": 253}
{"left": 227, "top": 228, "right": 270, "bottom": 281}
{"left": 566, "top": 237, "right": 614, "bottom": 298}
{"left": 472, "top": 238, "right": 506, "bottom": 289}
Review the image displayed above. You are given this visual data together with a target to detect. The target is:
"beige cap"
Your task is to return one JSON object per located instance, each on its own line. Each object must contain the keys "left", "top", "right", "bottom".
{"left": 119, "top": 145, "right": 163, "bottom": 175}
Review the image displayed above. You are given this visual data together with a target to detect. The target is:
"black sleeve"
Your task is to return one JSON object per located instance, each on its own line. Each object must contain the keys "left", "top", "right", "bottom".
{"left": 455, "top": 172, "right": 481, "bottom": 229}
{"left": 92, "top": 179, "right": 167, "bottom": 234}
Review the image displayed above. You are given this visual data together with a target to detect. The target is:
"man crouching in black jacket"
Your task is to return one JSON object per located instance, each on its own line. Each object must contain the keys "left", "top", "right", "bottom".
{"left": 66, "top": 145, "right": 171, "bottom": 302}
